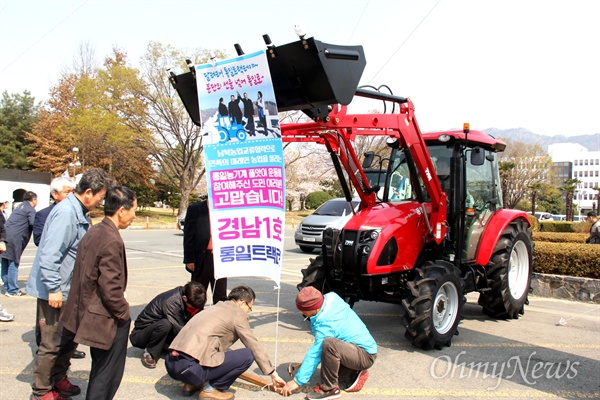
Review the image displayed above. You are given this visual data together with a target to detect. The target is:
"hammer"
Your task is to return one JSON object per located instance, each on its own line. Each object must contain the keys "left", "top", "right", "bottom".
{"left": 287, "top": 362, "right": 302, "bottom": 376}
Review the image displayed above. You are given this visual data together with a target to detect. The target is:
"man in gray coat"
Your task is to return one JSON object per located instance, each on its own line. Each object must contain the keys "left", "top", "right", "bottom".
{"left": 1, "top": 191, "right": 37, "bottom": 296}
{"left": 165, "top": 285, "right": 285, "bottom": 400}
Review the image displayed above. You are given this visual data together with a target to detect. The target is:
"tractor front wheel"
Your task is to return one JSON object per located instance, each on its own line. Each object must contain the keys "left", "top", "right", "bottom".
{"left": 402, "top": 261, "right": 465, "bottom": 350}
{"left": 478, "top": 219, "right": 534, "bottom": 319}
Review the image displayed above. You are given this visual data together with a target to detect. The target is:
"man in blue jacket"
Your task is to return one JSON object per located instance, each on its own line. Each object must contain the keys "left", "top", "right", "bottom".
{"left": 281, "top": 287, "right": 377, "bottom": 399}
{"left": 26, "top": 168, "right": 114, "bottom": 400}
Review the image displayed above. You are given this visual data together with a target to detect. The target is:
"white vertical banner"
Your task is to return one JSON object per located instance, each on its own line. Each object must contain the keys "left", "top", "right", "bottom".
{"left": 195, "top": 50, "right": 285, "bottom": 287}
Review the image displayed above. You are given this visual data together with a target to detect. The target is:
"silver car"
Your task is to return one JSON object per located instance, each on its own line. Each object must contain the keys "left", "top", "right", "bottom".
{"left": 294, "top": 198, "right": 360, "bottom": 253}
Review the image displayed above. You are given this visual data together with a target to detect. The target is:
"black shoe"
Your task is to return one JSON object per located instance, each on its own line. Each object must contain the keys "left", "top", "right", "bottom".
{"left": 71, "top": 350, "right": 86, "bottom": 359}
{"left": 142, "top": 352, "right": 157, "bottom": 368}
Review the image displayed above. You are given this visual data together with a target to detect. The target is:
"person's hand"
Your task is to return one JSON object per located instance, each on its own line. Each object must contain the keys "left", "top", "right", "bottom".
{"left": 48, "top": 291, "right": 63, "bottom": 308}
{"left": 186, "top": 263, "right": 195, "bottom": 272}
{"left": 281, "top": 380, "right": 299, "bottom": 396}
{"left": 0, "top": 241, "right": 6, "bottom": 253}
{"left": 270, "top": 371, "right": 285, "bottom": 387}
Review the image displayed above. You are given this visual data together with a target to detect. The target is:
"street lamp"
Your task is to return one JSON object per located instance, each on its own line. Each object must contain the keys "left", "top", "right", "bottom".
{"left": 69, "top": 147, "right": 82, "bottom": 181}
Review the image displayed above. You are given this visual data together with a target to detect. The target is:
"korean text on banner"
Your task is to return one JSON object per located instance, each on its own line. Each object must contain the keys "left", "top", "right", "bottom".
{"left": 196, "top": 50, "right": 285, "bottom": 287}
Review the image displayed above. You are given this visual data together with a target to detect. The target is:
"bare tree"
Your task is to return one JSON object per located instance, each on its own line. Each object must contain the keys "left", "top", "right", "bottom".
{"left": 139, "top": 42, "right": 227, "bottom": 213}
{"left": 498, "top": 139, "right": 553, "bottom": 209}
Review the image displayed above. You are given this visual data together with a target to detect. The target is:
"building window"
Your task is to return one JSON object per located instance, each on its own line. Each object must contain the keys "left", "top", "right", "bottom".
{"left": 585, "top": 159, "right": 589, "bottom": 166}
{"left": 596, "top": 171, "right": 599, "bottom": 177}
{"left": 596, "top": 159, "right": 599, "bottom": 165}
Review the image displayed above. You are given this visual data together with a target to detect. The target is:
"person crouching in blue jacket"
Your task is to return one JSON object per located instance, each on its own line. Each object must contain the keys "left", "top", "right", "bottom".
{"left": 281, "top": 287, "right": 377, "bottom": 399}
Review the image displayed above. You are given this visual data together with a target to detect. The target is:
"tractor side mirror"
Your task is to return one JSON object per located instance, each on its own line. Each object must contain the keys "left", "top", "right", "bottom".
{"left": 470, "top": 147, "right": 485, "bottom": 166}
{"left": 362, "top": 152, "right": 375, "bottom": 169}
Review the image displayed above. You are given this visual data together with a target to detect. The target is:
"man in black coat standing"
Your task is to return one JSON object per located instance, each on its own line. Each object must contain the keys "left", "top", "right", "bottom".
{"left": 130, "top": 281, "right": 206, "bottom": 369}
{"left": 183, "top": 200, "right": 227, "bottom": 305}
{"left": 1, "top": 191, "right": 37, "bottom": 296}
{"left": 228, "top": 94, "right": 243, "bottom": 125}
{"left": 239, "top": 91, "right": 255, "bottom": 136}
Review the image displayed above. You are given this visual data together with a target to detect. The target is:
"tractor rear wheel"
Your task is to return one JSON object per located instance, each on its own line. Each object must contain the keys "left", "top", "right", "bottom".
{"left": 478, "top": 219, "right": 534, "bottom": 319}
{"left": 297, "top": 255, "right": 329, "bottom": 293}
{"left": 402, "top": 261, "right": 465, "bottom": 350}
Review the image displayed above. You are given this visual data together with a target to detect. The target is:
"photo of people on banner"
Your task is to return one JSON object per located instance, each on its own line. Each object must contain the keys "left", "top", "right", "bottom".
{"left": 195, "top": 50, "right": 285, "bottom": 287}
{"left": 197, "top": 51, "right": 281, "bottom": 145}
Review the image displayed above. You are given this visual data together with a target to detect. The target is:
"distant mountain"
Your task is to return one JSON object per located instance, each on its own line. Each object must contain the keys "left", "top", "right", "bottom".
{"left": 481, "top": 128, "right": 600, "bottom": 152}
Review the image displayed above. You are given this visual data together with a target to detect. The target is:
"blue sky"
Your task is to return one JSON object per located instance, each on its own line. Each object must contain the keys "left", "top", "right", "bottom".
{"left": 1, "top": 0, "right": 599, "bottom": 136}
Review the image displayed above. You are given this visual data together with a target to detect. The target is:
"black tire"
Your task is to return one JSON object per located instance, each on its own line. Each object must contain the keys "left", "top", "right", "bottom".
{"left": 299, "top": 246, "right": 314, "bottom": 254}
{"left": 478, "top": 219, "right": 534, "bottom": 319}
{"left": 402, "top": 261, "right": 465, "bottom": 350}
{"left": 297, "top": 255, "right": 329, "bottom": 293}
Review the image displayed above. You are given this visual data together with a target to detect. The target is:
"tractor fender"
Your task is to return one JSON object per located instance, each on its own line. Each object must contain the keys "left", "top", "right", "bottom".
{"left": 475, "top": 210, "right": 531, "bottom": 267}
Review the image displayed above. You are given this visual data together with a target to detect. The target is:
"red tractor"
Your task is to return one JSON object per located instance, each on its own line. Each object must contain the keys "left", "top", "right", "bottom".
{"left": 171, "top": 36, "right": 534, "bottom": 350}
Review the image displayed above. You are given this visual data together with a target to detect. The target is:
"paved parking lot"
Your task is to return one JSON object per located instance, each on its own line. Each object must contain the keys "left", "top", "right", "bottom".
{"left": 1, "top": 228, "right": 599, "bottom": 399}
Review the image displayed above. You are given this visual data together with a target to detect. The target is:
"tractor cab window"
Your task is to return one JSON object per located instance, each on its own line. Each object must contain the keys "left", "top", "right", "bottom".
{"left": 463, "top": 147, "right": 502, "bottom": 261}
{"left": 387, "top": 149, "right": 413, "bottom": 202}
{"left": 427, "top": 145, "right": 454, "bottom": 204}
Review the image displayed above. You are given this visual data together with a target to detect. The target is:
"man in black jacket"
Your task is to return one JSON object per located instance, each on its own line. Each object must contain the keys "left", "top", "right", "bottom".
{"left": 130, "top": 281, "right": 206, "bottom": 369}
{"left": 228, "top": 94, "right": 243, "bottom": 125}
{"left": 183, "top": 200, "right": 227, "bottom": 304}
{"left": 239, "top": 91, "right": 255, "bottom": 136}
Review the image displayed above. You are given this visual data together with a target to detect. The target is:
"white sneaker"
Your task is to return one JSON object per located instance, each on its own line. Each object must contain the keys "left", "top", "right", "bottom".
{"left": 0, "top": 308, "right": 14, "bottom": 322}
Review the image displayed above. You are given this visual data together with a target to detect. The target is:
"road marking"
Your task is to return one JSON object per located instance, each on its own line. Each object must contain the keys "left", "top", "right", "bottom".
{"left": 0, "top": 369, "right": 597, "bottom": 398}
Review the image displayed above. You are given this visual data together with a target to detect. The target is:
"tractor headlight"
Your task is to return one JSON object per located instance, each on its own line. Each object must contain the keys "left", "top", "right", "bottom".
{"left": 369, "top": 230, "right": 379, "bottom": 240}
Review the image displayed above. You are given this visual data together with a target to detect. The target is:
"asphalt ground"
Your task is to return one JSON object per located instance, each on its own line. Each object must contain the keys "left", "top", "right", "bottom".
{"left": 1, "top": 228, "right": 599, "bottom": 400}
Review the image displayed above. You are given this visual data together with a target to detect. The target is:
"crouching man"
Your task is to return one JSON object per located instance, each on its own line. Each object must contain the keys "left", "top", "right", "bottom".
{"left": 281, "top": 287, "right": 378, "bottom": 399}
{"left": 130, "top": 281, "right": 206, "bottom": 369}
{"left": 165, "top": 285, "right": 285, "bottom": 399}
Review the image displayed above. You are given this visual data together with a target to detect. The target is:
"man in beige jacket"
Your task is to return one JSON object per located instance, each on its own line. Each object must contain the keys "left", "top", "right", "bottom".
{"left": 165, "top": 285, "right": 285, "bottom": 400}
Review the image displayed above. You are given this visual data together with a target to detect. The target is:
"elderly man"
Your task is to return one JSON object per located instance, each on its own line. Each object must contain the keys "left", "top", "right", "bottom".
{"left": 31, "top": 177, "right": 84, "bottom": 358}
{"left": 1, "top": 191, "right": 37, "bottom": 296}
{"left": 27, "top": 168, "right": 114, "bottom": 400}
{"left": 61, "top": 186, "right": 136, "bottom": 400}
{"left": 281, "top": 287, "right": 378, "bottom": 400}
{"left": 165, "top": 285, "right": 285, "bottom": 400}
{"left": 33, "top": 177, "right": 75, "bottom": 247}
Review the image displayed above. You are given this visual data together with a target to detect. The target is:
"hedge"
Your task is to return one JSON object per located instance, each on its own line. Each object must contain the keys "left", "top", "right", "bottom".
{"left": 539, "top": 220, "right": 590, "bottom": 233}
{"left": 533, "top": 242, "right": 600, "bottom": 279}
{"left": 532, "top": 232, "right": 588, "bottom": 244}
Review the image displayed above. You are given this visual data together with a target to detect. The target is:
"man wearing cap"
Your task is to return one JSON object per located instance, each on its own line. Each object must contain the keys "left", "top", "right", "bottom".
{"left": 281, "top": 287, "right": 377, "bottom": 400}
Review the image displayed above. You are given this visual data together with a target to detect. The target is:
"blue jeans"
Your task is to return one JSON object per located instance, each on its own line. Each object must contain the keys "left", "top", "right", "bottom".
{"left": 165, "top": 348, "right": 254, "bottom": 390}
{"left": 1, "top": 258, "right": 19, "bottom": 294}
